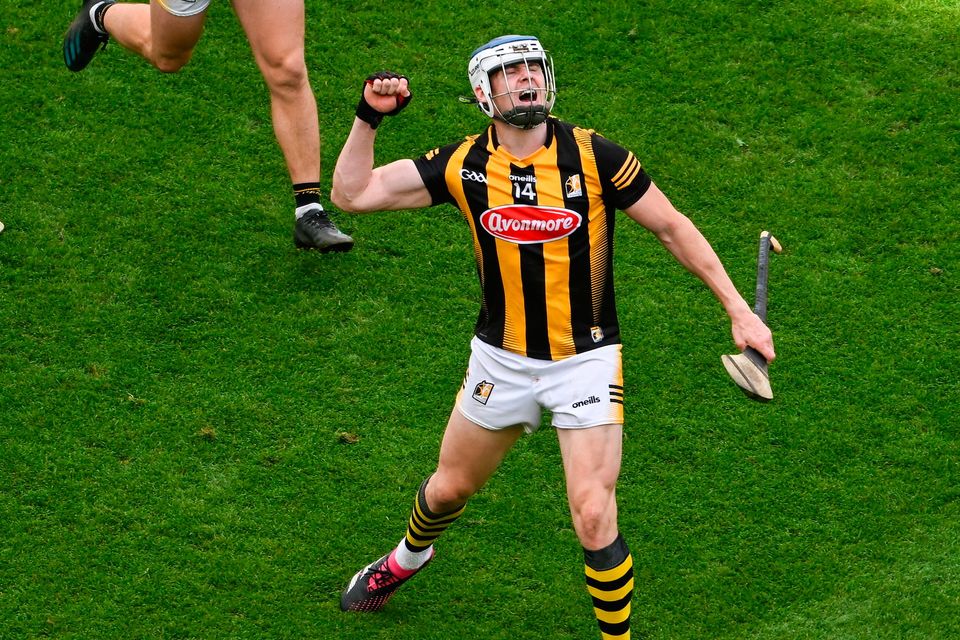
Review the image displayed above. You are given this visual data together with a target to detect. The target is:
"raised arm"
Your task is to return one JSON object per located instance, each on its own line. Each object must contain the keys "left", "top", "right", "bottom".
{"left": 624, "top": 182, "right": 776, "bottom": 361}
{"left": 331, "top": 73, "right": 433, "bottom": 213}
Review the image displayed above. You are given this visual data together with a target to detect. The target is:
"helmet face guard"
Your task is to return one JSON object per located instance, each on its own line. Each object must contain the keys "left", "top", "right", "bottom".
{"left": 468, "top": 35, "right": 557, "bottom": 129}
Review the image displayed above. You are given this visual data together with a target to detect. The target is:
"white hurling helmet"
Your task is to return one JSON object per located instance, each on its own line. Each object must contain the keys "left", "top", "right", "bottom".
{"left": 467, "top": 35, "right": 557, "bottom": 129}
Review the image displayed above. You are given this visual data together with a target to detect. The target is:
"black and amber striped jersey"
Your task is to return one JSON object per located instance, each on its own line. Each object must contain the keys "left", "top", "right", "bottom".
{"left": 413, "top": 117, "right": 651, "bottom": 361}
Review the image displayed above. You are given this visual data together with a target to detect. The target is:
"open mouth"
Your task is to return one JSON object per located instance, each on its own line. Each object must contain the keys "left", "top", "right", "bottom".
{"left": 518, "top": 89, "right": 538, "bottom": 103}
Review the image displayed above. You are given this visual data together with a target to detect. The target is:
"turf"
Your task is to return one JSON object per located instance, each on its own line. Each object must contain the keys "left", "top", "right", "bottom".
{"left": 1, "top": 1, "right": 958, "bottom": 638}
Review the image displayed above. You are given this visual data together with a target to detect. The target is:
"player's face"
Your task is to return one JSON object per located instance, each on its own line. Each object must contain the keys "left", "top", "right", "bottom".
{"left": 488, "top": 60, "right": 547, "bottom": 111}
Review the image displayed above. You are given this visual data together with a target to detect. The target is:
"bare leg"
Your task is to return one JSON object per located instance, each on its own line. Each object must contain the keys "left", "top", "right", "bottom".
{"left": 558, "top": 424, "right": 634, "bottom": 639}
{"left": 556, "top": 424, "right": 623, "bottom": 550}
{"left": 231, "top": 0, "right": 318, "bottom": 184}
{"left": 426, "top": 408, "right": 524, "bottom": 512}
{"left": 102, "top": 2, "right": 206, "bottom": 73}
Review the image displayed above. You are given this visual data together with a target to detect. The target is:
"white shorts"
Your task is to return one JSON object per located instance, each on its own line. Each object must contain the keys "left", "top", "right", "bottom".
{"left": 456, "top": 337, "right": 625, "bottom": 434}
{"left": 157, "top": 0, "right": 212, "bottom": 18}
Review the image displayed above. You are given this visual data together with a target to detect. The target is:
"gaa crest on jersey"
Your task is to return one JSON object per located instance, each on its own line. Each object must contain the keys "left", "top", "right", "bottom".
{"left": 591, "top": 326, "right": 604, "bottom": 343}
{"left": 565, "top": 174, "right": 583, "bottom": 198}
{"left": 479, "top": 204, "right": 582, "bottom": 244}
{"left": 472, "top": 380, "right": 495, "bottom": 405}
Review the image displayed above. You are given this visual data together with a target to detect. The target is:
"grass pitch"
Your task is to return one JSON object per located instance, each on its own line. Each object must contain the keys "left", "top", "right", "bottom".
{"left": 1, "top": 1, "right": 958, "bottom": 638}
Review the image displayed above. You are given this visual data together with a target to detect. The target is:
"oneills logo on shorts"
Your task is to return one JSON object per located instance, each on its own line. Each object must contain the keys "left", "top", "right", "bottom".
{"left": 479, "top": 205, "right": 582, "bottom": 244}
{"left": 472, "top": 380, "right": 495, "bottom": 405}
{"left": 572, "top": 395, "right": 601, "bottom": 409}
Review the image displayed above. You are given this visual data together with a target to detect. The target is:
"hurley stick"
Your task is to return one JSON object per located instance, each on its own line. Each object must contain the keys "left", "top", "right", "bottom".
{"left": 721, "top": 231, "right": 782, "bottom": 401}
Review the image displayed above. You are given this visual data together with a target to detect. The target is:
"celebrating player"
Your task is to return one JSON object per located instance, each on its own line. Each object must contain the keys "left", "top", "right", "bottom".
{"left": 331, "top": 36, "right": 775, "bottom": 638}
{"left": 63, "top": 0, "right": 353, "bottom": 252}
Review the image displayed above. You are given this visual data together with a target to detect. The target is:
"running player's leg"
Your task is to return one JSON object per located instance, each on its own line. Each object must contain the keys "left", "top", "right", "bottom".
{"left": 65, "top": 1, "right": 206, "bottom": 73}
{"left": 557, "top": 425, "right": 633, "bottom": 640}
{"left": 103, "top": 2, "right": 206, "bottom": 72}
{"left": 341, "top": 408, "right": 523, "bottom": 612}
{"left": 232, "top": 0, "right": 352, "bottom": 251}
{"left": 232, "top": 0, "right": 315, "bottom": 184}
{"left": 64, "top": 1, "right": 116, "bottom": 71}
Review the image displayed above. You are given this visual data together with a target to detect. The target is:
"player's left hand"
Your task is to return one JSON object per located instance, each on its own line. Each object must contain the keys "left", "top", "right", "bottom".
{"left": 732, "top": 311, "right": 776, "bottom": 362}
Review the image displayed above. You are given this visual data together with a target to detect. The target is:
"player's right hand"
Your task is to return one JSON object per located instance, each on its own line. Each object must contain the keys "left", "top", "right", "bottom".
{"left": 363, "top": 71, "right": 412, "bottom": 115}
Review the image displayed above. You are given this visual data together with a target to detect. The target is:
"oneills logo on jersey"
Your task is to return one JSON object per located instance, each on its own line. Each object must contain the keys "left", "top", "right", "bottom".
{"left": 565, "top": 174, "right": 583, "bottom": 198}
{"left": 479, "top": 204, "right": 582, "bottom": 244}
{"left": 472, "top": 380, "right": 495, "bottom": 405}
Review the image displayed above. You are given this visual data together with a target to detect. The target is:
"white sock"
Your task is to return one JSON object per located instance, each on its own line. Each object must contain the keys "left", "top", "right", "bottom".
{"left": 295, "top": 203, "right": 323, "bottom": 220}
{"left": 393, "top": 539, "right": 434, "bottom": 571}
{"left": 89, "top": 2, "right": 108, "bottom": 35}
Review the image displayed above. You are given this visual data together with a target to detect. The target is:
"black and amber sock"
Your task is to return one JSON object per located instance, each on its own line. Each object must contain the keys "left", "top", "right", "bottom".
{"left": 293, "top": 181, "right": 322, "bottom": 215}
{"left": 403, "top": 477, "right": 466, "bottom": 554}
{"left": 584, "top": 533, "right": 634, "bottom": 640}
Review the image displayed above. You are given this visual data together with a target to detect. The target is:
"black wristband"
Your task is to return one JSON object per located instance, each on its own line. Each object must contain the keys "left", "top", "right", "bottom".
{"left": 355, "top": 95, "right": 385, "bottom": 129}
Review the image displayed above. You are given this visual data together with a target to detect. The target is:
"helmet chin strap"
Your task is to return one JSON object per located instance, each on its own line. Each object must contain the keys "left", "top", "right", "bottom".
{"left": 496, "top": 105, "right": 549, "bottom": 129}
{"left": 491, "top": 87, "right": 550, "bottom": 129}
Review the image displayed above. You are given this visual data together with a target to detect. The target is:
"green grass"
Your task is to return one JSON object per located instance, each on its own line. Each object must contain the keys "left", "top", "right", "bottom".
{"left": 2, "top": 1, "right": 958, "bottom": 638}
